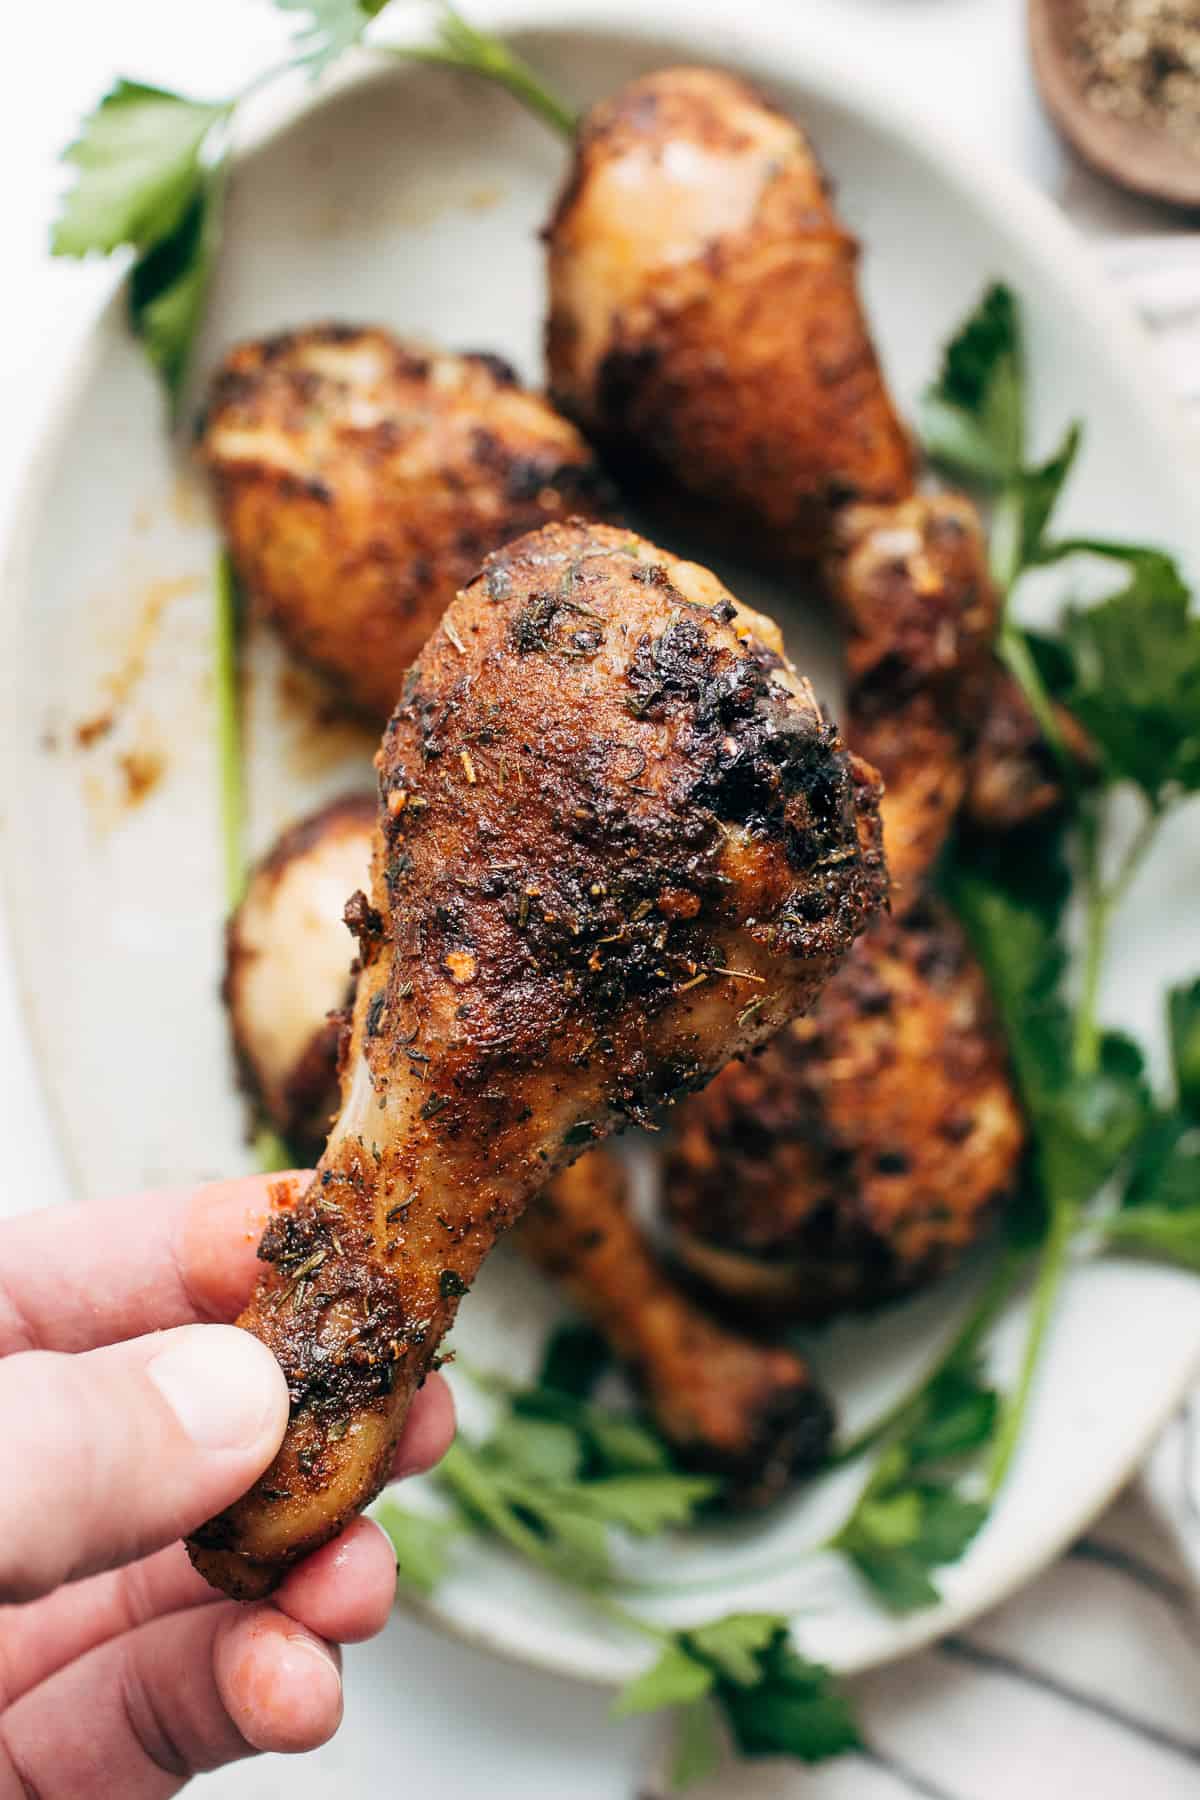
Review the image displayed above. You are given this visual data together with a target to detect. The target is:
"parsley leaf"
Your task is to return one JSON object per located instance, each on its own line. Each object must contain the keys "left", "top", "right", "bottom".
{"left": 919, "top": 283, "right": 1023, "bottom": 484}
{"left": 128, "top": 170, "right": 224, "bottom": 400}
{"left": 55, "top": 10, "right": 573, "bottom": 393}
{"left": 670, "top": 1700, "right": 723, "bottom": 1788}
{"left": 1059, "top": 553, "right": 1200, "bottom": 805}
{"left": 614, "top": 1640, "right": 714, "bottom": 1716}
{"left": 537, "top": 1319, "right": 612, "bottom": 1397}
{"left": 511, "top": 1385, "right": 673, "bottom": 1474}
{"left": 942, "top": 819, "right": 1071, "bottom": 1101}
{"left": 1103, "top": 979, "right": 1200, "bottom": 1269}
{"left": 487, "top": 1414, "right": 583, "bottom": 1484}
{"left": 54, "top": 81, "right": 228, "bottom": 257}
{"left": 714, "top": 1627, "right": 860, "bottom": 1762}
{"left": 437, "top": 1438, "right": 613, "bottom": 1586}
{"left": 944, "top": 820, "right": 1149, "bottom": 1211}
{"left": 832, "top": 1355, "right": 996, "bottom": 1614}
{"left": 568, "top": 1473, "right": 719, "bottom": 1535}
{"left": 905, "top": 1359, "right": 1000, "bottom": 1463}
{"left": 276, "top": 0, "right": 393, "bottom": 74}
{"left": 430, "top": 1369, "right": 715, "bottom": 1590}
{"left": 615, "top": 1616, "right": 858, "bottom": 1778}
{"left": 1124, "top": 1112, "right": 1200, "bottom": 1215}
{"left": 374, "top": 1500, "right": 462, "bottom": 1594}
{"left": 990, "top": 420, "right": 1083, "bottom": 587}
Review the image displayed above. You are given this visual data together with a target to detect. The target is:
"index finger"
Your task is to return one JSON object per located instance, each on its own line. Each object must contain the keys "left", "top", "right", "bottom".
{"left": 0, "top": 1173, "right": 309, "bottom": 1356}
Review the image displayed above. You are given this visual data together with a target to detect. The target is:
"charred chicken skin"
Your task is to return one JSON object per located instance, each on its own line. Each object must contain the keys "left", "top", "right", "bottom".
{"left": 188, "top": 520, "right": 885, "bottom": 1597}
{"left": 202, "top": 325, "right": 614, "bottom": 723}
{"left": 523, "top": 1153, "right": 832, "bottom": 1507}
{"left": 225, "top": 796, "right": 831, "bottom": 1506}
{"left": 665, "top": 899, "right": 1025, "bottom": 1318}
{"left": 663, "top": 501, "right": 1024, "bottom": 1316}
{"left": 545, "top": 67, "right": 914, "bottom": 563}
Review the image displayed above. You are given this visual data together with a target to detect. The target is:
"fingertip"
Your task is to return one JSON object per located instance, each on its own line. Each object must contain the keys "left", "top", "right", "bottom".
{"left": 390, "top": 1371, "right": 456, "bottom": 1479}
{"left": 148, "top": 1323, "right": 289, "bottom": 1461}
{"left": 274, "top": 1516, "right": 398, "bottom": 1644}
{"left": 215, "top": 1605, "right": 343, "bottom": 1755}
{"left": 178, "top": 1172, "right": 312, "bottom": 1322}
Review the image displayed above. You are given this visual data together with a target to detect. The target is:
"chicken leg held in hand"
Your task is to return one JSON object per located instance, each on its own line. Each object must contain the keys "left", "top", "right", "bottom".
{"left": 188, "top": 520, "right": 885, "bottom": 1598}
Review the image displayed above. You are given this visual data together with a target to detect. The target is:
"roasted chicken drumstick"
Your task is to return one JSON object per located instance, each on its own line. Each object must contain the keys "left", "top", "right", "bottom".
{"left": 522, "top": 1155, "right": 831, "bottom": 1506}
{"left": 190, "top": 520, "right": 885, "bottom": 1596}
{"left": 828, "top": 493, "right": 997, "bottom": 905}
{"left": 665, "top": 898, "right": 1025, "bottom": 1317}
{"left": 663, "top": 495, "right": 1025, "bottom": 1316}
{"left": 203, "top": 326, "right": 613, "bottom": 723}
{"left": 225, "top": 794, "right": 832, "bottom": 1505}
{"left": 546, "top": 67, "right": 913, "bottom": 564}
{"left": 544, "top": 65, "right": 1073, "bottom": 826}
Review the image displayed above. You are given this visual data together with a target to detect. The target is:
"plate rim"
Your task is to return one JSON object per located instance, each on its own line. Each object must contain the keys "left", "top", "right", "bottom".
{"left": 3, "top": 0, "right": 1199, "bottom": 1686}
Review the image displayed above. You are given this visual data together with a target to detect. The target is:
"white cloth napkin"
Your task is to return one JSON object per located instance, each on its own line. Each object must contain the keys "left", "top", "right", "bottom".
{"left": 638, "top": 237, "right": 1200, "bottom": 1800}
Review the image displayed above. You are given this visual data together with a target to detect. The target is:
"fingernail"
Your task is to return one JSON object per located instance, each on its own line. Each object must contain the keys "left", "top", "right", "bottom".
{"left": 288, "top": 1634, "right": 342, "bottom": 1682}
{"left": 149, "top": 1325, "right": 284, "bottom": 1451}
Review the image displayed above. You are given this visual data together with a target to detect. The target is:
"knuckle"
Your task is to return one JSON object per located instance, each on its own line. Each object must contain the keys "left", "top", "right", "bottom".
{"left": 0, "top": 1352, "right": 89, "bottom": 1601}
{"left": 118, "top": 1646, "right": 191, "bottom": 1782}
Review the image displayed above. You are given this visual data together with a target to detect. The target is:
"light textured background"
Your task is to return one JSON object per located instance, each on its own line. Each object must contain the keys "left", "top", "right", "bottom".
{"left": 1, "top": 4, "right": 1198, "bottom": 1796}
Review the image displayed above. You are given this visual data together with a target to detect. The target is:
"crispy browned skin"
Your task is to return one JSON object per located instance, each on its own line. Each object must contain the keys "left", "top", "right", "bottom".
{"left": 202, "top": 326, "right": 614, "bottom": 723}
{"left": 225, "top": 801, "right": 832, "bottom": 1507}
{"left": 545, "top": 68, "right": 913, "bottom": 562}
{"left": 665, "top": 898, "right": 1024, "bottom": 1318}
{"left": 188, "top": 521, "right": 885, "bottom": 1597}
{"left": 829, "top": 495, "right": 998, "bottom": 907}
{"left": 226, "top": 794, "right": 374, "bottom": 1158}
{"left": 664, "top": 503, "right": 1023, "bottom": 1315}
{"left": 524, "top": 1152, "right": 832, "bottom": 1507}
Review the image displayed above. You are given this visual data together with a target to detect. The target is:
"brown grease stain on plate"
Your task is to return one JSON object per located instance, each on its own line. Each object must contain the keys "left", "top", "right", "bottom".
{"left": 118, "top": 745, "right": 167, "bottom": 805}
{"left": 73, "top": 573, "right": 203, "bottom": 748}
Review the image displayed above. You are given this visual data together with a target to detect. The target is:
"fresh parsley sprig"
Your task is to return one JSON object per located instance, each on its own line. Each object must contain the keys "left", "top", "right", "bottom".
{"left": 427, "top": 1327, "right": 720, "bottom": 1588}
{"left": 376, "top": 1324, "right": 859, "bottom": 1786}
{"left": 830, "top": 1351, "right": 997, "bottom": 1613}
{"left": 279, "top": 0, "right": 393, "bottom": 75}
{"left": 53, "top": 3, "right": 573, "bottom": 409}
{"left": 924, "top": 282, "right": 1200, "bottom": 1492}
{"left": 615, "top": 1614, "right": 859, "bottom": 1785}
{"left": 55, "top": 82, "right": 233, "bottom": 406}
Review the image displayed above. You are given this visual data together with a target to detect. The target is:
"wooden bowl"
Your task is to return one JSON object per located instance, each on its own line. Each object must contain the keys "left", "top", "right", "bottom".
{"left": 1029, "top": 0, "right": 1200, "bottom": 210}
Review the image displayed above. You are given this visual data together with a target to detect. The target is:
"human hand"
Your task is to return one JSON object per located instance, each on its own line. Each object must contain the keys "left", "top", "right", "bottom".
{"left": 0, "top": 1174, "right": 455, "bottom": 1797}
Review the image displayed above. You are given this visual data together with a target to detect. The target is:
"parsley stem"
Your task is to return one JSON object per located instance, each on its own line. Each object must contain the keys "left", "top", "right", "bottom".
{"left": 996, "top": 620, "right": 1074, "bottom": 791}
{"left": 1073, "top": 804, "right": 1107, "bottom": 1077}
{"left": 1074, "top": 801, "right": 1161, "bottom": 1076}
{"left": 213, "top": 550, "right": 248, "bottom": 911}
{"left": 395, "top": 7, "right": 576, "bottom": 139}
{"left": 986, "top": 1194, "right": 1073, "bottom": 1497}
{"left": 435, "top": 1441, "right": 668, "bottom": 1636}
{"left": 833, "top": 1246, "right": 1028, "bottom": 1464}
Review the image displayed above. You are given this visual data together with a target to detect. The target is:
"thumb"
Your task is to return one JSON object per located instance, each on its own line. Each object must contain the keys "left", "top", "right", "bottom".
{"left": 0, "top": 1324, "right": 289, "bottom": 1603}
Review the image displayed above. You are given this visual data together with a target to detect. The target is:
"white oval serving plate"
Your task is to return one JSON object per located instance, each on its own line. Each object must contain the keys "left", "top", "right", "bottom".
{"left": 3, "top": 0, "right": 1199, "bottom": 1687}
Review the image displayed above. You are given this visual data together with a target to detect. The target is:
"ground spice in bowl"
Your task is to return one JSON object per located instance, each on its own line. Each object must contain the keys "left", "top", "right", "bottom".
{"left": 1069, "top": 0, "right": 1200, "bottom": 157}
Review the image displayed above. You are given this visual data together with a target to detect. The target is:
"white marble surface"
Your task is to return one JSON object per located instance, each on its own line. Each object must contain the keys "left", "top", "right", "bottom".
{"left": 1, "top": 4, "right": 1198, "bottom": 1796}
